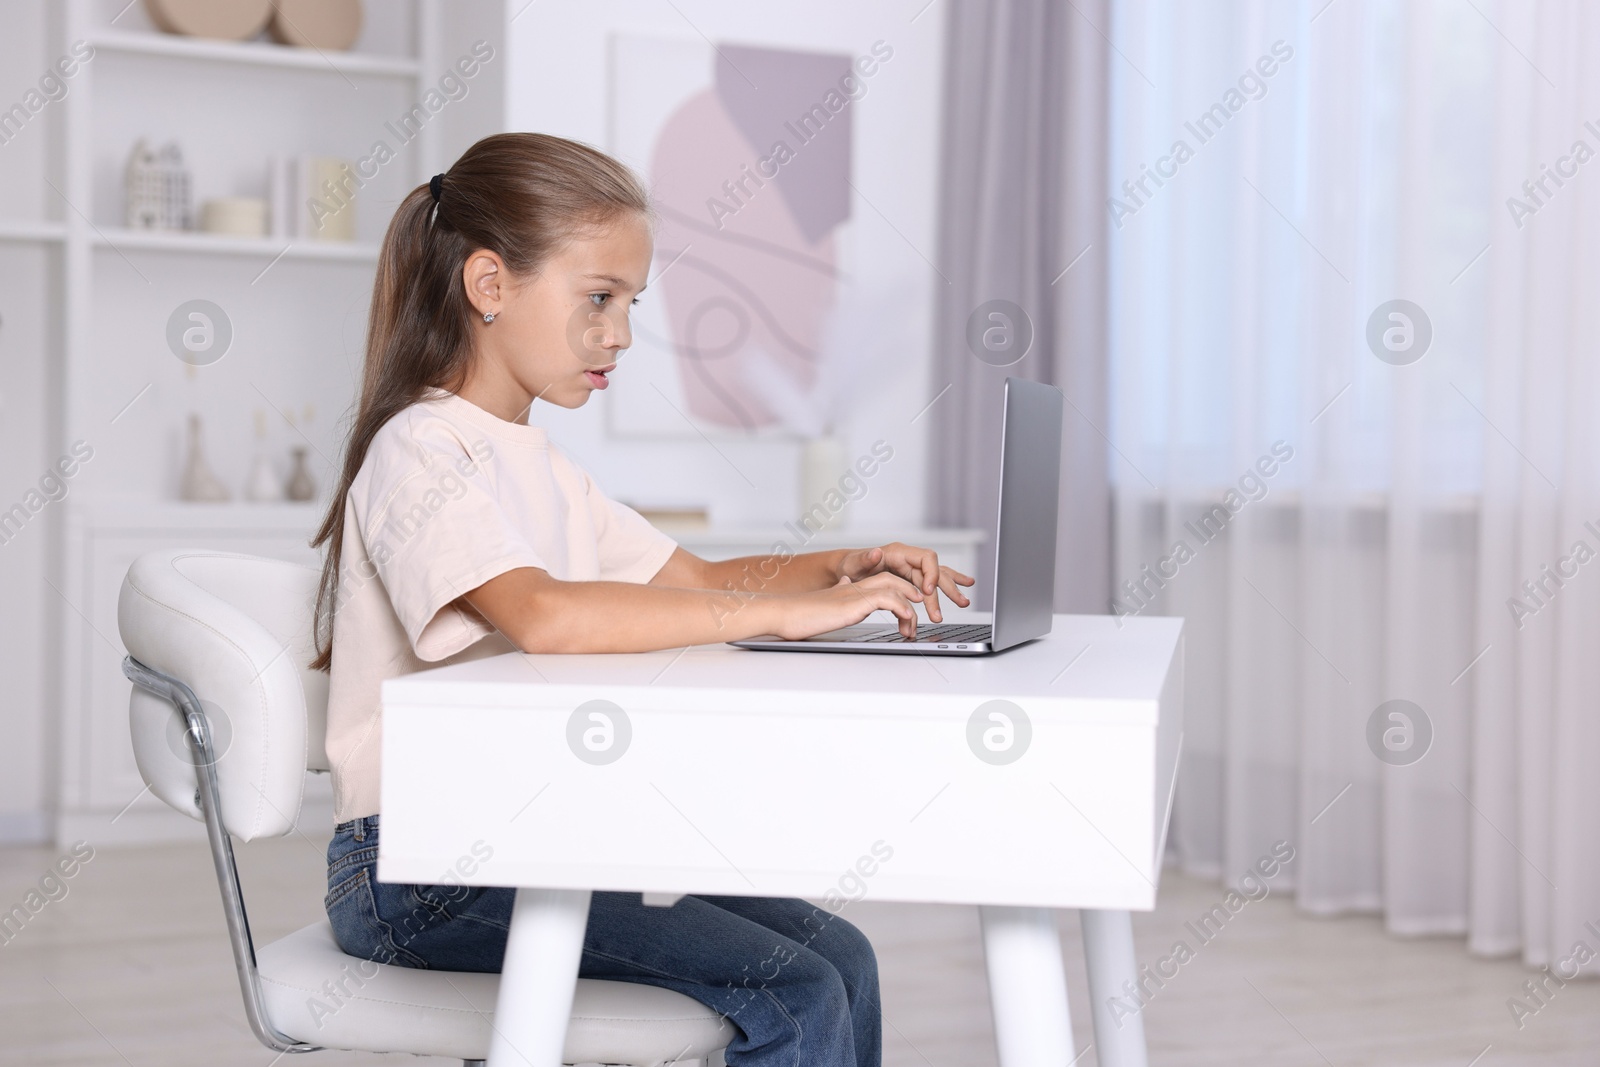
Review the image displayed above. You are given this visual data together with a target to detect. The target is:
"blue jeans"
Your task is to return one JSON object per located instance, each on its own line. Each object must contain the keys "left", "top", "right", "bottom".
{"left": 325, "top": 816, "right": 881, "bottom": 1067}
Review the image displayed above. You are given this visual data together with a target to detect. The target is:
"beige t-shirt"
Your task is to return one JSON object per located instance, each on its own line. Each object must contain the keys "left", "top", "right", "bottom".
{"left": 324, "top": 390, "right": 677, "bottom": 822}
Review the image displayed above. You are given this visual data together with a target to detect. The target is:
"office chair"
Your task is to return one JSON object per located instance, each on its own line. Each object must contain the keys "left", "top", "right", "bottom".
{"left": 118, "top": 548, "right": 731, "bottom": 1066}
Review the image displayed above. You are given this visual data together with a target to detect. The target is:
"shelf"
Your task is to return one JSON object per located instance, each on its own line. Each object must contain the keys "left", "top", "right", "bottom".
{"left": 93, "top": 227, "right": 379, "bottom": 262}
{"left": 0, "top": 219, "right": 67, "bottom": 243}
{"left": 70, "top": 498, "right": 325, "bottom": 533}
{"left": 90, "top": 28, "right": 421, "bottom": 79}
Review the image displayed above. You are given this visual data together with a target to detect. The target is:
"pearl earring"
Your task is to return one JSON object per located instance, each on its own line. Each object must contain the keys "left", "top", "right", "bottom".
{"left": 483, "top": 312, "right": 496, "bottom": 324}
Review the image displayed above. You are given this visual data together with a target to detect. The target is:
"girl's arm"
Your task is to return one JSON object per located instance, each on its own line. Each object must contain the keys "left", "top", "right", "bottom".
{"left": 651, "top": 543, "right": 975, "bottom": 622}
{"left": 465, "top": 565, "right": 927, "bottom": 654}
{"left": 650, "top": 547, "right": 847, "bottom": 595}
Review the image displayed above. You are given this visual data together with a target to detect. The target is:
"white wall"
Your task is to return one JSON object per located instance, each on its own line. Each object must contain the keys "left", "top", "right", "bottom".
{"left": 504, "top": 0, "right": 947, "bottom": 532}
{"left": 0, "top": 0, "right": 61, "bottom": 842}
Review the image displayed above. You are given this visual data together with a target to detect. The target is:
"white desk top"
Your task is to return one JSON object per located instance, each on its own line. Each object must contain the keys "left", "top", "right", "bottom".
{"left": 386, "top": 614, "right": 1181, "bottom": 723}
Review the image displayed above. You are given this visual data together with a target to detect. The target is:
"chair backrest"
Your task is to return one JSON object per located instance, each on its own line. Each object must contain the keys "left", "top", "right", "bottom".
{"left": 119, "top": 549, "right": 329, "bottom": 841}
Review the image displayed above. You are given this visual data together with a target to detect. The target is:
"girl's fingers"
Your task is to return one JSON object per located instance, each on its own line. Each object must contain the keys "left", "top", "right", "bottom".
{"left": 853, "top": 570, "right": 922, "bottom": 601}
{"left": 937, "top": 568, "right": 972, "bottom": 607}
{"left": 866, "top": 551, "right": 972, "bottom": 632}
{"left": 887, "top": 592, "right": 918, "bottom": 636}
{"left": 888, "top": 555, "right": 936, "bottom": 593}
{"left": 843, "top": 546, "right": 891, "bottom": 580}
{"left": 889, "top": 575, "right": 928, "bottom": 601}
{"left": 933, "top": 563, "right": 975, "bottom": 586}
{"left": 923, "top": 565, "right": 943, "bottom": 621}
{"left": 862, "top": 584, "right": 917, "bottom": 636}
{"left": 852, "top": 566, "right": 930, "bottom": 635}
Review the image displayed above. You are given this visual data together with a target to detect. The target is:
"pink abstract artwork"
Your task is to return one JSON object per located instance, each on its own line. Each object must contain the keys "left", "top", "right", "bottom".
{"left": 610, "top": 38, "right": 856, "bottom": 436}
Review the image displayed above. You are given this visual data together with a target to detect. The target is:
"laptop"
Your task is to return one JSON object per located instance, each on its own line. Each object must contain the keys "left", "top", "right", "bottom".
{"left": 732, "top": 376, "right": 1064, "bottom": 655}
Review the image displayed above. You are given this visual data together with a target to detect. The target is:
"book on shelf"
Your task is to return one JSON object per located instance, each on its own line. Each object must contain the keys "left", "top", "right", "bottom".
{"left": 269, "top": 155, "right": 357, "bottom": 241}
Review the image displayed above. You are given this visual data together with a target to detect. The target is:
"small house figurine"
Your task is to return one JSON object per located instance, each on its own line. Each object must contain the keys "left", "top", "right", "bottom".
{"left": 126, "top": 139, "right": 192, "bottom": 230}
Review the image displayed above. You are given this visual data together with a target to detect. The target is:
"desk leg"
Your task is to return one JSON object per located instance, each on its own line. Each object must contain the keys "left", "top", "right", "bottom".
{"left": 1080, "top": 909, "right": 1148, "bottom": 1067}
{"left": 488, "top": 887, "right": 591, "bottom": 1067}
{"left": 979, "top": 906, "right": 1074, "bottom": 1067}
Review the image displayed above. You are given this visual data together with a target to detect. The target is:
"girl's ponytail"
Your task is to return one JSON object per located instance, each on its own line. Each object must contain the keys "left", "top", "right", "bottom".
{"left": 309, "top": 133, "right": 652, "bottom": 670}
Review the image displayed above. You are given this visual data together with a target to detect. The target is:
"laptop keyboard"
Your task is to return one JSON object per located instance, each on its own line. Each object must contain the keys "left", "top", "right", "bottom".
{"left": 855, "top": 623, "right": 993, "bottom": 644}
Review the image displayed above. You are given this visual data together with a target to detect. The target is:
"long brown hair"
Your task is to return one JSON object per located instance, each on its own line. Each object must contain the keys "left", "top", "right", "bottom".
{"left": 310, "top": 133, "right": 652, "bottom": 670}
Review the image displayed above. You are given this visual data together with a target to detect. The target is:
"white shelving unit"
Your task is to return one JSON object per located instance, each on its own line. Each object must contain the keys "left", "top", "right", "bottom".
{"left": 92, "top": 226, "right": 380, "bottom": 261}
{"left": 0, "top": 219, "right": 67, "bottom": 243}
{"left": 88, "top": 26, "right": 425, "bottom": 77}
{"left": 44, "top": 0, "right": 504, "bottom": 842}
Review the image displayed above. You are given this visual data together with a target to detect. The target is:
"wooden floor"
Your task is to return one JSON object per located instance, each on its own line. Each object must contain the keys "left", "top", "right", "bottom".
{"left": 1, "top": 835, "right": 1595, "bottom": 1066}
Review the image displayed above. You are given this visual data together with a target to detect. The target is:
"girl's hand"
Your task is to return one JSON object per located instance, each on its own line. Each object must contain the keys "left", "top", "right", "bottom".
{"left": 836, "top": 543, "right": 976, "bottom": 623}
{"left": 774, "top": 572, "right": 926, "bottom": 640}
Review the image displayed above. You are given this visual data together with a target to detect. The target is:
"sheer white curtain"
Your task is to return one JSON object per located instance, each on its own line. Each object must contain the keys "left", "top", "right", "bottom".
{"left": 1107, "top": 0, "right": 1600, "bottom": 969}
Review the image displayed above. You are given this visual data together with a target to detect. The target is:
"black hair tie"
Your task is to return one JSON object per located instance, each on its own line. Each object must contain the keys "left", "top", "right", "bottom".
{"left": 429, "top": 173, "right": 444, "bottom": 203}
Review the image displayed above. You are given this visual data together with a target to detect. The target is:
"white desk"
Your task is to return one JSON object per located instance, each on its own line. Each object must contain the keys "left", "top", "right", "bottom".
{"left": 380, "top": 614, "right": 1184, "bottom": 1067}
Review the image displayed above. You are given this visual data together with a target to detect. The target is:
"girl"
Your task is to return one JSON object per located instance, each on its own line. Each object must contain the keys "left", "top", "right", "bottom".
{"left": 311, "top": 132, "right": 974, "bottom": 1067}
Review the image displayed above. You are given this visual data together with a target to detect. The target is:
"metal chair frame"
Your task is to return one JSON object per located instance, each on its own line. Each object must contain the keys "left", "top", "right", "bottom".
{"left": 122, "top": 654, "right": 488, "bottom": 1067}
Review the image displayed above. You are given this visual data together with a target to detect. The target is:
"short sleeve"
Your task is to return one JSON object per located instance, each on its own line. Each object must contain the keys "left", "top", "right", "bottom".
{"left": 579, "top": 467, "right": 678, "bottom": 584}
{"left": 354, "top": 430, "right": 546, "bottom": 662}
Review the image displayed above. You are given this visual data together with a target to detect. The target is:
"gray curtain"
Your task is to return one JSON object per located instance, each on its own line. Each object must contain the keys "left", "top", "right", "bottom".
{"left": 928, "top": 0, "right": 1110, "bottom": 613}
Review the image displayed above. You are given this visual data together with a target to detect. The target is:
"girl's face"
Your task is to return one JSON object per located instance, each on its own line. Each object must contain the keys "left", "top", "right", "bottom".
{"left": 459, "top": 211, "right": 654, "bottom": 419}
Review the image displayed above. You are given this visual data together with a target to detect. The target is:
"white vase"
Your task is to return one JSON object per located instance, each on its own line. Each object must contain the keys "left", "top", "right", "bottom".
{"left": 799, "top": 435, "right": 848, "bottom": 531}
{"left": 245, "top": 452, "right": 284, "bottom": 502}
{"left": 179, "top": 415, "right": 230, "bottom": 502}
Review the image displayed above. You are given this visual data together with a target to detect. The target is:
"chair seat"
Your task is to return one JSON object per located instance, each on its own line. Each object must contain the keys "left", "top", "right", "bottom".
{"left": 257, "top": 921, "right": 732, "bottom": 1065}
